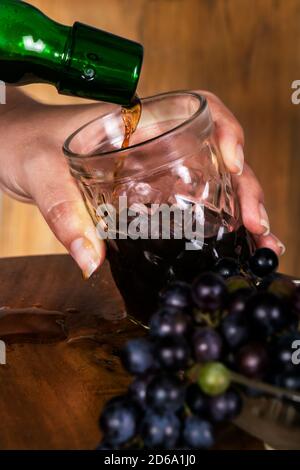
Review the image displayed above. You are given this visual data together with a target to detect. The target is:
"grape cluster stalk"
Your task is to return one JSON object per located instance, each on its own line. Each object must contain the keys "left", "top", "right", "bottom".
{"left": 97, "top": 248, "right": 300, "bottom": 449}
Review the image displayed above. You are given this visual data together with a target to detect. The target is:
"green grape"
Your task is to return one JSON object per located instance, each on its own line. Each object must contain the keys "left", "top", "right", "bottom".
{"left": 197, "top": 362, "right": 231, "bottom": 396}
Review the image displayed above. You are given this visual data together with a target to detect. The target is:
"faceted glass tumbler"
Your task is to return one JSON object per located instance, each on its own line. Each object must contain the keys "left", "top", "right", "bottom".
{"left": 64, "top": 91, "right": 253, "bottom": 320}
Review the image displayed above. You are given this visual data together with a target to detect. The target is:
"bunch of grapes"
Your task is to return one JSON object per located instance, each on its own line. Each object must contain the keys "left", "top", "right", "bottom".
{"left": 97, "top": 248, "right": 300, "bottom": 449}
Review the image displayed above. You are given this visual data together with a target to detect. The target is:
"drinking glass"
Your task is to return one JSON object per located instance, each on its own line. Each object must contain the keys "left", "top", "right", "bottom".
{"left": 63, "top": 91, "right": 253, "bottom": 321}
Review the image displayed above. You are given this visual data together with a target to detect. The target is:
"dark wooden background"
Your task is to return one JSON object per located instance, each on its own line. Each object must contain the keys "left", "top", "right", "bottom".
{"left": 2, "top": 0, "right": 300, "bottom": 277}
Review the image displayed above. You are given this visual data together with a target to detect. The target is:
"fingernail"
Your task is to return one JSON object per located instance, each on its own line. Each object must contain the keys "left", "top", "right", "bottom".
{"left": 268, "top": 233, "right": 286, "bottom": 256}
{"left": 258, "top": 203, "right": 270, "bottom": 236}
{"left": 235, "top": 144, "right": 244, "bottom": 176}
{"left": 277, "top": 241, "right": 286, "bottom": 256}
{"left": 84, "top": 226, "right": 102, "bottom": 256}
{"left": 272, "top": 236, "right": 286, "bottom": 256}
{"left": 70, "top": 237, "right": 100, "bottom": 279}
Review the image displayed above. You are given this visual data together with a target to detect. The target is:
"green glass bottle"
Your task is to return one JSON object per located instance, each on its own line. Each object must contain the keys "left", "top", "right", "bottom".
{"left": 0, "top": 0, "right": 143, "bottom": 105}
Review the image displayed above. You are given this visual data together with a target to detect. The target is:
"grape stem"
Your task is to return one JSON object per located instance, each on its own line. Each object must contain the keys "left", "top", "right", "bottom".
{"left": 229, "top": 371, "right": 300, "bottom": 403}
{"left": 187, "top": 364, "right": 300, "bottom": 403}
{"left": 193, "top": 310, "right": 220, "bottom": 328}
{"left": 127, "top": 314, "right": 149, "bottom": 330}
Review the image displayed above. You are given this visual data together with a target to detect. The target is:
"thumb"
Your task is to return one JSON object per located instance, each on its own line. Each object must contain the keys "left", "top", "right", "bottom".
{"left": 27, "top": 152, "right": 105, "bottom": 278}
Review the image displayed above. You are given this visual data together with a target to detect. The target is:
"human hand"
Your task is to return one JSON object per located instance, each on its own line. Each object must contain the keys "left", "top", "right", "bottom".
{"left": 0, "top": 89, "right": 108, "bottom": 278}
{"left": 0, "top": 89, "right": 284, "bottom": 281}
{"left": 198, "top": 90, "right": 285, "bottom": 256}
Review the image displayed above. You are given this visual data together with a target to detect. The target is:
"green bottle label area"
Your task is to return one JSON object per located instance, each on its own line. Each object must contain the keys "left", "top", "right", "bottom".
{"left": 0, "top": 0, "right": 143, "bottom": 105}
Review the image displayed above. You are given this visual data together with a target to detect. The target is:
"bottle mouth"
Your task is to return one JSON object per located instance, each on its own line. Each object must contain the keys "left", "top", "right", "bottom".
{"left": 63, "top": 91, "right": 209, "bottom": 161}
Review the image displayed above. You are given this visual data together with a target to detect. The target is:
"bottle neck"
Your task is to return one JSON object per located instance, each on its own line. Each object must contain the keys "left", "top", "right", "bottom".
{"left": 0, "top": 1, "right": 143, "bottom": 105}
{"left": 58, "top": 22, "right": 143, "bottom": 105}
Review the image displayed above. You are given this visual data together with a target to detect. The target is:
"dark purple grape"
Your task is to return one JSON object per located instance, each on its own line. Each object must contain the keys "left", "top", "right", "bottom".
{"left": 221, "top": 289, "right": 252, "bottom": 348}
{"left": 192, "top": 327, "right": 223, "bottom": 362}
{"left": 192, "top": 272, "right": 227, "bottom": 312}
{"left": 149, "top": 307, "right": 191, "bottom": 339}
{"left": 208, "top": 393, "right": 229, "bottom": 422}
{"left": 271, "top": 332, "right": 300, "bottom": 373}
{"left": 121, "top": 338, "right": 155, "bottom": 375}
{"left": 141, "top": 411, "right": 180, "bottom": 449}
{"left": 214, "top": 257, "right": 240, "bottom": 279}
{"left": 185, "top": 383, "right": 208, "bottom": 416}
{"left": 249, "top": 247, "right": 279, "bottom": 277}
{"left": 246, "top": 292, "right": 288, "bottom": 336}
{"left": 236, "top": 342, "right": 269, "bottom": 379}
{"left": 99, "top": 396, "right": 138, "bottom": 445}
{"left": 273, "top": 345, "right": 293, "bottom": 373}
{"left": 220, "top": 311, "right": 249, "bottom": 350}
{"left": 226, "top": 288, "right": 253, "bottom": 315}
{"left": 129, "top": 375, "right": 153, "bottom": 408}
{"left": 225, "top": 389, "right": 243, "bottom": 418}
{"left": 208, "top": 389, "right": 242, "bottom": 422}
{"left": 159, "top": 282, "right": 192, "bottom": 310}
{"left": 183, "top": 416, "right": 215, "bottom": 449}
{"left": 156, "top": 337, "right": 190, "bottom": 371}
{"left": 147, "top": 374, "right": 185, "bottom": 412}
{"left": 279, "top": 373, "right": 300, "bottom": 391}
{"left": 291, "top": 286, "right": 300, "bottom": 317}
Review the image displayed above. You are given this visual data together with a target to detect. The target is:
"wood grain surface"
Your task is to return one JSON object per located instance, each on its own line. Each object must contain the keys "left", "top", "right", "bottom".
{"left": 1, "top": 0, "right": 299, "bottom": 276}
{"left": 0, "top": 254, "right": 263, "bottom": 450}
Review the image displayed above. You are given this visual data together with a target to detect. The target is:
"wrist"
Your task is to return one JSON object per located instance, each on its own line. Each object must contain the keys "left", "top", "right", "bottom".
{"left": 0, "top": 87, "right": 42, "bottom": 124}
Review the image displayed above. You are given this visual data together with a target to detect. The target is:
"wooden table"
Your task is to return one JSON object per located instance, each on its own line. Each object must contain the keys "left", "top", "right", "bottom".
{"left": 0, "top": 255, "right": 263, "bottom": 450}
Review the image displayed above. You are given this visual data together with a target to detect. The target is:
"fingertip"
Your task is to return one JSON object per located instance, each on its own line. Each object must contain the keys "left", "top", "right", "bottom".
{"left": 253, "top": 233, "right": 286, "bottom": 257}
{"left": 84, "top": 225, "right": 106, "bottom": 261}
{"left": 70, "top": 237, "right": 102, "bottom": 279}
